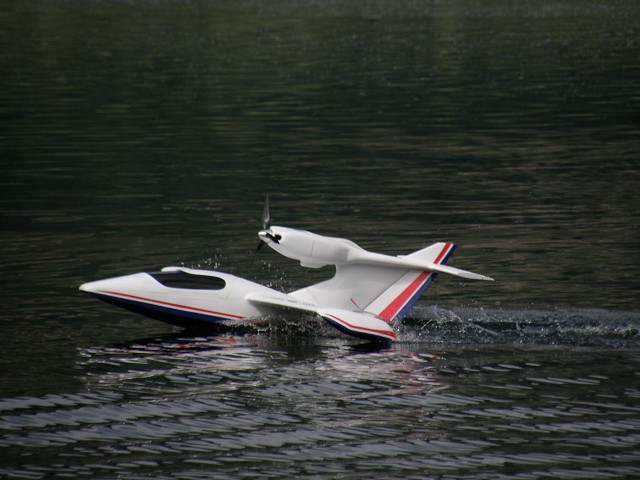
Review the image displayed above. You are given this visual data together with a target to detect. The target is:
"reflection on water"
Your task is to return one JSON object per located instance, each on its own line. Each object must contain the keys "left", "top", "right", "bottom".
{"left": 1, "top": 332, "right": 639, "bottom": 479}
{"left": 1, "top": 0, "right": 639, "bottom": 477}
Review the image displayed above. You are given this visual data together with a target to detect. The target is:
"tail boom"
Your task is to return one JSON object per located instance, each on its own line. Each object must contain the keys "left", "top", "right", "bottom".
{"left": 290, "top": 240, "right": 492, "bottom": 326}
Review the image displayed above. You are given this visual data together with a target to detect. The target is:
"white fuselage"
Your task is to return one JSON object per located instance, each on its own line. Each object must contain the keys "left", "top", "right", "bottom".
{"left": 79, "top": 267, "right": 294, "bottom": 327}
{"left": 259, "top": 226, "right": 360, "bottom": 268}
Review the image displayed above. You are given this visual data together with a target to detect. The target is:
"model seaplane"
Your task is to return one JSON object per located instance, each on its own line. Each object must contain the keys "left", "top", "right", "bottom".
{"left": 80, "top": 198, "right": 493, "bottom": 343}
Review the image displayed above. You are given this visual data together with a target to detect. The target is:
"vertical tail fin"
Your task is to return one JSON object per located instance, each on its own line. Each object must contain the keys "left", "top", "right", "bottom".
{"left": 364, "top": 242, "right": 456, "bottom": 323}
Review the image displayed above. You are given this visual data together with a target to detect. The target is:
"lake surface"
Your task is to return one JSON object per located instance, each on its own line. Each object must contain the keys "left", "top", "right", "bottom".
{"left": 1, "top": 1, "right": 639, "bottom": 478}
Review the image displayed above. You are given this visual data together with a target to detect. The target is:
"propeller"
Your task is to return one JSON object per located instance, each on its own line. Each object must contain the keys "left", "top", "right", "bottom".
{"left": 255, "top": 196, "right": 280, "bottom": 255}
{"left": 261, "top": 195, "right": 271, "bottom": 231}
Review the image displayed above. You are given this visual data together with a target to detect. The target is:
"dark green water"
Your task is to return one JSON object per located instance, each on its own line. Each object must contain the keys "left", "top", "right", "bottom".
{"left": 1, "top": 1, "right": 639, "bottom": 478}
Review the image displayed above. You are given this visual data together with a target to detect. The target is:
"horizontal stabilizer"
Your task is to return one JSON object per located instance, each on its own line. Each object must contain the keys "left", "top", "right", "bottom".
{"left": 413, "top": 262, "right": 494, "bottom": 281}
{"left": 361, "top": 251, "right": 494, "bottom": 281}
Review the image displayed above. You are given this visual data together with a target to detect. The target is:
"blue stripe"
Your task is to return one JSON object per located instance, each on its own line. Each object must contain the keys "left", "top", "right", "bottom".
{"left": 393, "top": 274, "right": 435, "bottom": 323}
{"left": 92, "top": 293, "right": 234, "bottom": 328}
{"left": 322, "top": 316, "right": 393, "bottom": 344}
{"left": 392, "top": 243, "right": 457, "bottom": 323}
{"left": 441, "top": 244, "right": 457, "bottom": 265}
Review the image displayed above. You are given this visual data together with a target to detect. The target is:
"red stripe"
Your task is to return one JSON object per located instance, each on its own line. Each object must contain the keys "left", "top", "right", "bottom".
{"left": 433, "top": 242, "right": 452, "bottom": 264}
{"left": 377, "top": 272, "right": 430, "bottom": 322}
{"left": 378, "top": 242, "right": 451, "bottom": 322}
{"left": 326, "top": 314, "right": 397, "bottom": 340}
{"left": 99, "top": 290, "right": 244, "bottom": 320}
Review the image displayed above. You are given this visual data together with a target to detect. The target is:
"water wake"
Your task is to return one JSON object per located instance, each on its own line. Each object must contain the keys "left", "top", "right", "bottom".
{"left": 76, "top": 306, "right": 640, "bottom": 354}
{"left": 400, "top": 305, "right": 640, "bottom": 348}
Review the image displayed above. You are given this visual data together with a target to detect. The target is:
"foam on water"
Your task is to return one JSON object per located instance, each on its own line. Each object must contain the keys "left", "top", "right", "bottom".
{"left": 400, "top": 305, "right": 640, "bottom": 349}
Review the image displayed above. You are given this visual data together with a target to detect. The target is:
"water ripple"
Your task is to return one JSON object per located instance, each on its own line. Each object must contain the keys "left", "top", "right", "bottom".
{"left": 3, "top": 337, "right": 638, "bottom": 478}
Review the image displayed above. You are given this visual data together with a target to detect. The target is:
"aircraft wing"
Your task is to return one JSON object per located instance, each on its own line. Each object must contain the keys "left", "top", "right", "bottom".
{"left": 245, "top": 292, "right": 396, "bottom": 343}
{"left": 245, "top": 292, "right": 319, "bottom": 314}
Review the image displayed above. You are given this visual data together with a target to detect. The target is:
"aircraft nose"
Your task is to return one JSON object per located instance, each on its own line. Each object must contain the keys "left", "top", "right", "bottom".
{"left": 79, "top": 278, "right": 117, "bottom": 294}
{"left": 258, "top": 230, "right": 270, "bottom": 243}
{"left": 258, "top": 230, "right": 281, "bottom": 244}
{"left": 79, "top": 272, "right": 151, "bottom": 296}
{"left": 79, "top": 280, "right": 99, "bottom": 293}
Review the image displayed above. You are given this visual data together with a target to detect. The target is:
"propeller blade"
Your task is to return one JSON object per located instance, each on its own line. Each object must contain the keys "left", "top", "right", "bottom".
{"left": 255, "top": 196, "right": 269, "bottom": 258}
{"left": 261, "top": 195, "right": 270, "bottom": 230}
{"left": 254, "top": 239, "right": 266, "bottom": 258}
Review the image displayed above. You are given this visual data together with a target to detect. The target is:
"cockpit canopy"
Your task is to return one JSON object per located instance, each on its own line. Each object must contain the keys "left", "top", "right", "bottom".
{"left": 149, "top": 271, "right": 226, "bottom": 290}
